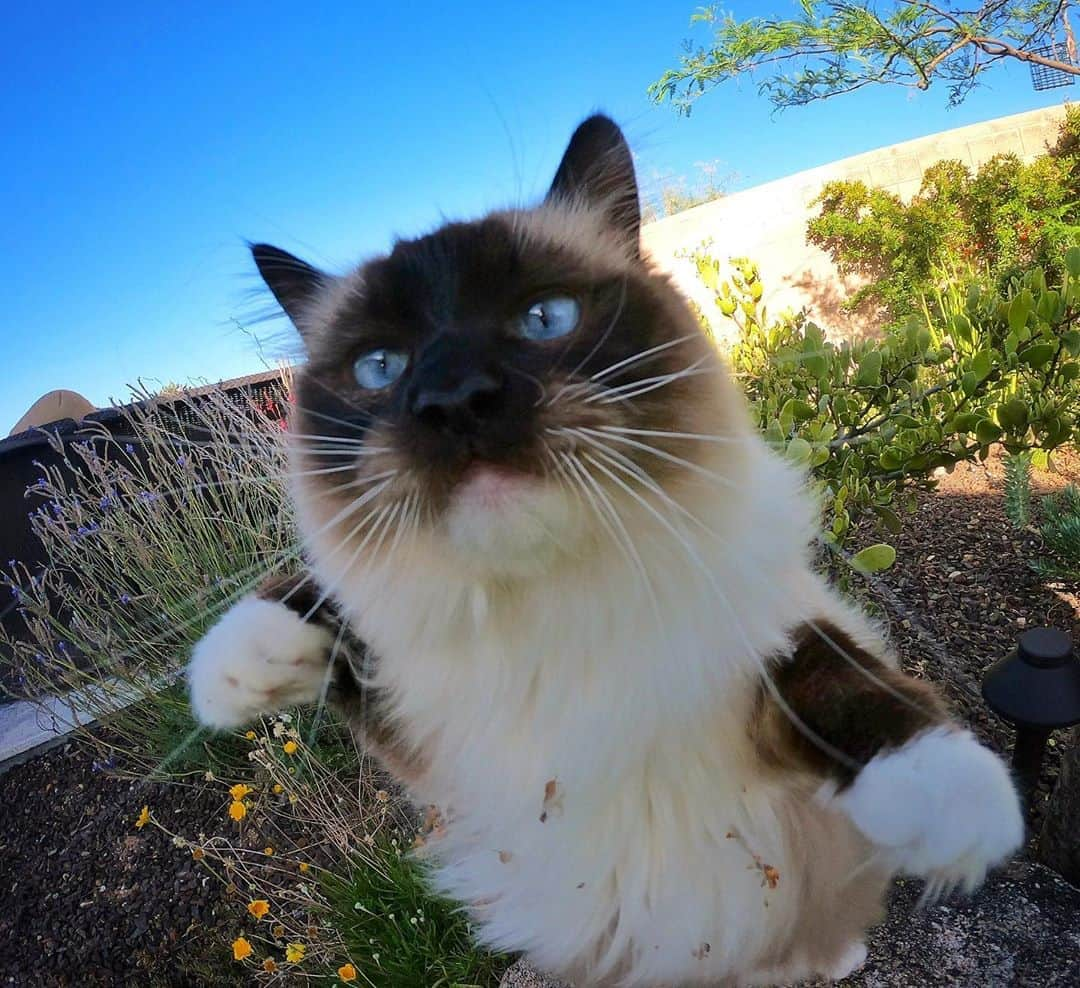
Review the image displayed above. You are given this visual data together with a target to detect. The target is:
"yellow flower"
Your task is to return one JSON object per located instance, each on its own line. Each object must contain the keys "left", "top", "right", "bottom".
{"left": 338, "top": 962, "right": 358, "bottom": 981}
{"left": 134, "top": 806, "right": 150, "bottom": 830}
{"left": 298, "top": 862, "right": 310, "bottom": 874}
{"left": 229, "top": 783, "right": 252, "bottom": 801}
{"left": 228, "top": 800, "right": 246, "bottom": 822}
{"left": 231, "top": 936, "right": 253, "bottom": 961}
{"left": 262, "top": 958, "right": 277, "bottom": 973}
{"left": 283, "top": 740, "right": 299, "bottom": 755}
{"left": 272, "top": 924, "right": 285, "bottom": 939}
{"left": 247, "top": 899, "right": 270, "bottom": 920}
{"left": 263, "top": 846, "right": 274, "bottom": 856}
{"left": 245, "top": 730, "right": 257, "bottom": 740}
{"left": 285, "top": 942, "right": 306, "bottom": 963}
{"left": 272, "top": 783, "right": 284, "bottom": 794}
{"left": 191, "top": 847, "right": 205, "bottom": 861}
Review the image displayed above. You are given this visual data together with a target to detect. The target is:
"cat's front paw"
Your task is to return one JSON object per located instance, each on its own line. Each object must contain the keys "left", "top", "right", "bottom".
{"left": 187, "top": 596, "right": 334, "bottom": 729}
{"left": 836, "top": 727, "right": 1023, "bottom": 894}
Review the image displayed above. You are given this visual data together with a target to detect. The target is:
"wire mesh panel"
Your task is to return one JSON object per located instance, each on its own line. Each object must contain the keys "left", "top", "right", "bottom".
{"left": 1030, "top": 43, "right": 1077, "bottom": 91}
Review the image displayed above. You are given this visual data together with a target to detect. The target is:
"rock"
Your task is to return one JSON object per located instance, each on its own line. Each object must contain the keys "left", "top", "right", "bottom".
{"left": 501, "top": 861, "right": 1080, "bottom": 988}
{"left": 501, "top": 961, "right": 573, "bottom": 988}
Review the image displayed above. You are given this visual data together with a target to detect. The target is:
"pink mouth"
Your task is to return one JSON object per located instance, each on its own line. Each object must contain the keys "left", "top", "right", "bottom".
{"left": 455, "top": 463, "right": 532, "bottom": 509}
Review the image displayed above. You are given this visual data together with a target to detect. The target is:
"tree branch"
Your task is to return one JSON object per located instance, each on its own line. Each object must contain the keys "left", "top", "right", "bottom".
{"left": 971, "top": 35, "right": 1080, "bottom": 74}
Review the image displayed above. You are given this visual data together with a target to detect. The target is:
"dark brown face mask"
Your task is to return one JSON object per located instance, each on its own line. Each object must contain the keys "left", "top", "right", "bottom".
{"left": 252, "top": 114, "right": 719, "bottom": 524}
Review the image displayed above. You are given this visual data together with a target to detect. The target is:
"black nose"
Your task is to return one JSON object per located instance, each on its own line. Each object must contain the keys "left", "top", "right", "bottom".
{"left": 411, "top": 370, "right": 505, "bottom": 433}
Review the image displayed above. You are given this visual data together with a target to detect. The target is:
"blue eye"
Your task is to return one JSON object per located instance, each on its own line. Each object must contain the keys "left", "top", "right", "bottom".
{"left": 518, "top": 296, "right": 580, "bottom": 341}
{"left": 354, "top": 348, "right": 408, "bottom": 389}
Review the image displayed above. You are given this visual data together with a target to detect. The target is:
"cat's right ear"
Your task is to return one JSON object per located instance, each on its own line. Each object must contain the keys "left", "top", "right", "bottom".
{"left": 251, "top": 243, "right": 328, "bottom": 338}
{"left": 545, "top": 114, "right": 640, "bottom": 256}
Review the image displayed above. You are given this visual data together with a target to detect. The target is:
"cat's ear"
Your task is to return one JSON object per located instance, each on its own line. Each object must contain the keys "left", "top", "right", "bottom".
{"left": 251, "top": 243, "right": 328, "bottom": 336}
{"left": 546, "top": 114, "right": 640, "bottom": 256}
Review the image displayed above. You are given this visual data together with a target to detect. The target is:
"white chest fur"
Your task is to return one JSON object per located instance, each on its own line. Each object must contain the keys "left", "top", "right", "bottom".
{"left": 300, "top": 447, "right": 862, "bottom": 982}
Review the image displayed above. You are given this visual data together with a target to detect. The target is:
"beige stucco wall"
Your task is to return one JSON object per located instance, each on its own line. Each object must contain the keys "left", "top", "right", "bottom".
{"left": 641, "top": 105, "right": 1068, "bottom": 344}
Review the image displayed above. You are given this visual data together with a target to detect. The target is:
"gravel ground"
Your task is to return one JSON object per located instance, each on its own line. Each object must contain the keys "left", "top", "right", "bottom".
{"left": 2, "top": 451, "right": 1077, "bottom": 986}
{"left": 0, "top": 739, "right": 243, "bottom": 986}
{"left": 850, "top": 448, "right": 1080, "bottom": 828}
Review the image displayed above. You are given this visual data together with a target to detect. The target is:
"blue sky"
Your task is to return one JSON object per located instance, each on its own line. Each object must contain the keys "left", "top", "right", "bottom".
{"left": 3, "top": 2, "right": 1073, "bottom": 431}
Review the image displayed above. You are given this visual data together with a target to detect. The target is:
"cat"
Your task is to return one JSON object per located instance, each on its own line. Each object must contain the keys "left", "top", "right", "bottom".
{"left": 187, "top": 115, "right": 1023, "bottom": 986}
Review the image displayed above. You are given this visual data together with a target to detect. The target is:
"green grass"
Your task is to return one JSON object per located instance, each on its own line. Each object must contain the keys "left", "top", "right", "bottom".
{"left": 321, "top": 841, "right": 509, "bottom": 988}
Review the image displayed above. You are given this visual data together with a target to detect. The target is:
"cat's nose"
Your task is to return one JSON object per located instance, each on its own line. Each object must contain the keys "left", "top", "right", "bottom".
{"left": 411, "top": 370, "right": 505, "bottom": 434}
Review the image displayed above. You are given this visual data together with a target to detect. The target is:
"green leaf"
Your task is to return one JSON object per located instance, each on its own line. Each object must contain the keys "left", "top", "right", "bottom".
{"left": 951, "top": 412, "right": 981, "bottom": 434}
{"left": 874, "top": 506, "right": 903, "bottom": 534}
{"left": 1008, "top": 296, "right": 1030, "bottom": 335}
{"left": 855, "top": 350, "right": 882, "bottom": 387}
{"left": 1037, "top": 289, "right": 1062, "bottom": 324}
{"left": 949, "top": 313, "right": 973, "bottom": 345}
{"left": 1063, "top": 331, "right": 1080, "bottom": 357}
{"left": 781, "top": 398, "right": 817, "bottom": 423}
{"left": 785, "top": 437, "right": 812, "bottom": 464}
{"left": 1021, "top": 343, "right": 1055, "bottom": 369}
{"left": 961, "top": 371, "right": 978, "bottom": 396}
{"left": 975, "top": 419, "right": 1003, "bottom": 444}
{"left": 878, "top": 447, "right": 904, "bottom": 471}
{"left": 1066, "top": 245, "right": 1080, "bottom": 277}
{"left": 851, "top": 543, "right": 896, "bottom": 575}
{"left": 997, "top": 399, "right": 1030, "bottom": 431}
{"left": 970, "top": 349, "right": 995, "bottom": 380}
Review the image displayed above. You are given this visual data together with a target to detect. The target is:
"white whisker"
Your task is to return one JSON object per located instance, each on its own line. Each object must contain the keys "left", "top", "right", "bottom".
{"left": 577, "top": 427, "right": 736, "bottom": 490}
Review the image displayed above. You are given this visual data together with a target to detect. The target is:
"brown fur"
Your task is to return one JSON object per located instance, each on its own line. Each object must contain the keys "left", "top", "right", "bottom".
{"left": 254, "top": 571, "right": 428, "bottom": 785}
{"left": 752, "top": 620, "right": 949, "bottom": 787}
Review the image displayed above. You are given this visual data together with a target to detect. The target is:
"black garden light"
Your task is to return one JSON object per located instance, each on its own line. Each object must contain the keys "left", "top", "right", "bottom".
{"left": 982, "top": 627, "right": 1080, "bottom": 801}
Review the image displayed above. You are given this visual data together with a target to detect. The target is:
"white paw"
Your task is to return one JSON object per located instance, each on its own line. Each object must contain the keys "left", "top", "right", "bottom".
{"left": 822, "top": 940, "right": 867, "bottom": 981}
{"left": 837, "top": 728, "right": 1024, "bottom": 893}
{"left": 187, "top": 596, "right": 334, "bottom": 729}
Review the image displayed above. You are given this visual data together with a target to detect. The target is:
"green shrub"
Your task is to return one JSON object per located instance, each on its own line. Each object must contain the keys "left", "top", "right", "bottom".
{"left": 693, "top": 252, "right": 1080, "bottom": 553}
{"left": 1004, "top": 453, "right": 1080, "bottom": 582}
{"left": 806, "top": 105, "right": 1080, "bottom": 325}
{"left": 1035, "top": 484, "right": 1080, "bottom": 582}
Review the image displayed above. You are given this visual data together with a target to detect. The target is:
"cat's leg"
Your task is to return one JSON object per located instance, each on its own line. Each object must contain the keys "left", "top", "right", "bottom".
{"left": 187, "top": 573, "right": 338, "bottom": 729}
{"left": 755, "top": 621, "right": 1024, "bottom": 895}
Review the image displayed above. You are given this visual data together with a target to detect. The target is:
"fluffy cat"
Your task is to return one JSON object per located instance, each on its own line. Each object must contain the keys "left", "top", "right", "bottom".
{"left": 187, "top": 115, "right": 1023, "bottom": 986}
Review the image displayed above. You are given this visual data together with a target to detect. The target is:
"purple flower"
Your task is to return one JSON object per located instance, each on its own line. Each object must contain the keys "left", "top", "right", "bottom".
{"left": 99, "top": 494, "right": 116, "bottom": 510}
{"left": 10, "top": 586, "right": 19, "bottom": 598}
{"left": 119, "top": 593, "right": 132, "bottom": 605}
{"left": 176, "top": 455, "right": 187, "bottom": 467}
{"left": 138, "top": 491, "right": 159, "bottom": 504}
{"left": 6, "top": 559, "right": 15, "bottom": 569}
{"left": 51, "top": 502, "right": 63, "bottom": 517}
{"left": 33, "top": 653, "right": 45, "bottom": 664}
{"left": 33, "top": 477, "right": 47, "bottom": 489}
{"left": 125, "top": 443, "right": 135, "bottom": 455}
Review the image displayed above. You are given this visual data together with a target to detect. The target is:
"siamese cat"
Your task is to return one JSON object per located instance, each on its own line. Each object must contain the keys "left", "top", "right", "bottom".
{"left": 188, "top": 115, "right": 1022, "bottom": 986}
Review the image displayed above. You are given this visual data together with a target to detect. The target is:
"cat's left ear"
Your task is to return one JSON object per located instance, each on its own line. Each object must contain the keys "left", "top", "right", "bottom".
{"left": 546, "top": 114, "right": 640, "bottom": 257}
{"left": 251, "top": 243, "right": 329, "bottom": 339}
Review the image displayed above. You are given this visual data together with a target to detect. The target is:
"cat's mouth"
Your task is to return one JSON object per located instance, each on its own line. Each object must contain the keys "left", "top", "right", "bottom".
{"left": 451, "top": 461, "right": 535, "bottom": 510}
